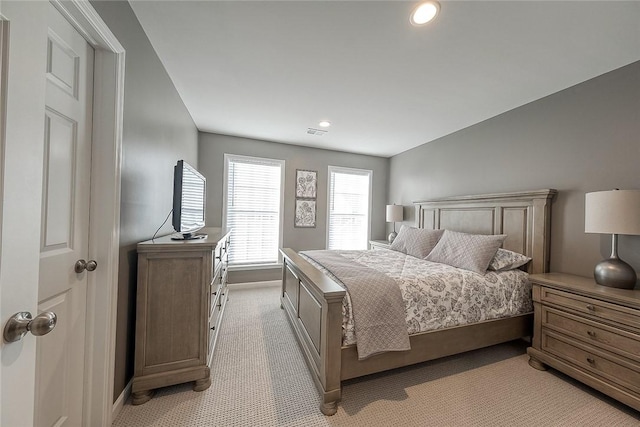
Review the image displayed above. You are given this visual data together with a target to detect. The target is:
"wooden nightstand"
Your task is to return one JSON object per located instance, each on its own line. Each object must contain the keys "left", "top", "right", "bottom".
{"left": 369, "top": 240, "right": 391, "bottom": 250}
{"left": 527, "top": 273, "right": 640, "bottom": 412}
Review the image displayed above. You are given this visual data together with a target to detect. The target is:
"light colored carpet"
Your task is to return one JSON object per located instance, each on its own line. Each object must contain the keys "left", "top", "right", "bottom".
{"left": 113, "top": 284, "right": 640, "bottom": 427}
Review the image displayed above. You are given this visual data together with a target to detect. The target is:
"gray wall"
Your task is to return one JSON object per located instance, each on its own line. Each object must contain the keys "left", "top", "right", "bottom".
{"left": 199, "top": 133, "right": 389, "bottom": 282}
{"left": 91, "top": 1, "right": 199, "bottom": 401}
{"left": 390, "top": 61, "right": 640, "bottom": 285}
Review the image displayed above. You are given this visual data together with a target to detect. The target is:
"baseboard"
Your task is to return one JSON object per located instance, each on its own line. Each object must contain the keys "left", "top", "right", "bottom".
{"left": 228, "top": 280, "right": 281, "bottom": 290}
{"left": 112, "top": 379, "right": 132, "bottom": 421}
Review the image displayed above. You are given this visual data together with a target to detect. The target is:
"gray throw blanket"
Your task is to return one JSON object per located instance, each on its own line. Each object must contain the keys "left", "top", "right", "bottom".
{"left": 301, "top": 250, "right": 411, "bottom": 360}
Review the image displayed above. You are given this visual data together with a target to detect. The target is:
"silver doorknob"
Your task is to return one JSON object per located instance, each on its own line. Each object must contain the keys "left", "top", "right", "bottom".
{"left": 3, "top": 311, "right": 57, "bottom": 343}
{"left": 75, "top": 259, "right": 97, "bottom": 273}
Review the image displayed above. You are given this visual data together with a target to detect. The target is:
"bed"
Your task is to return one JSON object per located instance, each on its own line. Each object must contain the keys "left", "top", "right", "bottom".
{"left": 280, "top": 189, "right": 557, "bottom": 415}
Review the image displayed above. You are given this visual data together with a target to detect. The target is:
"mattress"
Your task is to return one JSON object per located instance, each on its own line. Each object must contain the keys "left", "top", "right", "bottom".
{"left": 300, "top": 248, "right": 533, "bottom": 346}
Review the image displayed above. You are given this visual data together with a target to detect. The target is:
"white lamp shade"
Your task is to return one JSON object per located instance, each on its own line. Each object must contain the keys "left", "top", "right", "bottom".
{"left": 386, "top": 204, "right": 404, "bottom": 222}
{"left": 585, "top": 190, "right": 640, "bottom": 235}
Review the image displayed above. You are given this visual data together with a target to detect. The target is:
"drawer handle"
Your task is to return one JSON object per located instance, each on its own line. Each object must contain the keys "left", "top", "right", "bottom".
{"left": 210, "top": 326, "right": 215, "bottom": 331}
{"left": 586, "top": 330, "right": 596, "bottom": 338}
{"left": 212, "top": 291, "right": 217, "bottom": 296}
{"left": 586, "top": 357, "right": 595, "bottom": 364}
{"left": 586, "top": 304, "right": 596, "bottom": 311}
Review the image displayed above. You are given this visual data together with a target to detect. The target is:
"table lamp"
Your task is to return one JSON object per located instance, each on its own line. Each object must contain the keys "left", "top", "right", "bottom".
{"left": 386, "top": 204, "right": 404, "bottom": 243}
{"left": 585, "top": 189, "right": 640, "bottom": 289}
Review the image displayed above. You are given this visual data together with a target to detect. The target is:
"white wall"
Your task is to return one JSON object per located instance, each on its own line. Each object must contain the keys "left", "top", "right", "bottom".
{"left": 199, "top": 133, "right": 389, "bottom": 282}
{"left": 390, "top": 61, "right": 640, "bottom": 284}
{"left": 91, "top": 0, "right": 199, "bottom": 401}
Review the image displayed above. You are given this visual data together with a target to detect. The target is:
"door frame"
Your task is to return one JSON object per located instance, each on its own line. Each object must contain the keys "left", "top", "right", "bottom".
{"left": 0, "top": 14, "right": 7, "bottom": 422}
{"left": 0, "top": 16, "right": 7, "bottom": 259}
{"left": 50, "top": 1, "right": 124, "bottom": 425}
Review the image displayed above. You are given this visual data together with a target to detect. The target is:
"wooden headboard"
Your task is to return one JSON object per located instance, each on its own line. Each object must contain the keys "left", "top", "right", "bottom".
{"left": 414, "top": 189, "right": 557, "bottom": 274}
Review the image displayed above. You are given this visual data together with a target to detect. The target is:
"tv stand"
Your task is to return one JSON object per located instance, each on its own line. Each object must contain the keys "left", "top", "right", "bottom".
{"left": 171, "top": 232, "right": 207, "bottom": 241}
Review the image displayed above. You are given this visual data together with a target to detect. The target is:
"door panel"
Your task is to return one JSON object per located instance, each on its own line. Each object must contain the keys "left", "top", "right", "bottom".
{"left": 46, "top": 30, "right": 80, "bottom": 98}
{"left": 35, "top": 293, "right": 71, "bottom": 427}
{"left": 35, "top": 4, "right": 94, "bottom": 426}
{"left": 42, "top": 108, "right": 76, "bottom": 254}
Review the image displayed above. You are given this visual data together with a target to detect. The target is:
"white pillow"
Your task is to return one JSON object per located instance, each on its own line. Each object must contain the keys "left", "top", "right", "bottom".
{"left": 488, "top": 248, "right": 531, "bottom": 271}
{"left": 390, "top": 226, "right": 444, "bottom": 259}
{"left": 425, "top": 230, "right": 506, "bottom": 274}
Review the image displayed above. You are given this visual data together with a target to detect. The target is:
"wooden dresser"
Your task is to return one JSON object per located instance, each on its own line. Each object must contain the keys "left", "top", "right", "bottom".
{"left": 132, "top": 229, "right": 231, "bottom": 404}
{"left": 527, "top": 273, "right": 640, "bottom": 412}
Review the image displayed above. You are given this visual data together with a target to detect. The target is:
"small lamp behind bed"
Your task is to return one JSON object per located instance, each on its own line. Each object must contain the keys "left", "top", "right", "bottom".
{"left": 386, "top": 204, "right": 404, "bottom": 243}
{"left": 585, "top": 189, "right": 640, "bottom": 289}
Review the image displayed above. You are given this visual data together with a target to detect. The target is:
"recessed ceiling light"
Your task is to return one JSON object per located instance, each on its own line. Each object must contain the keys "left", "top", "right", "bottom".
{"left": 410, "top": 1, "right": 440, "bottom": 26}
{"left": 318, "top": 121, "right": 331, "bottom": 128}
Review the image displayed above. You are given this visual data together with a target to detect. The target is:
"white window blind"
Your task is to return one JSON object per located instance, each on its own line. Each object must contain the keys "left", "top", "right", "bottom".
{"left": 327, "top": 166, "right": 372, "bottom": 250}
{"left": 224, "top": 155, "right": 284, "bottom": 266}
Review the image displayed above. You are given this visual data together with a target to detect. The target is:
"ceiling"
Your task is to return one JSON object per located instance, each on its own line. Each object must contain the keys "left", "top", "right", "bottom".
{"left": 129, "top": 1, "right": 640, "bottom": 158}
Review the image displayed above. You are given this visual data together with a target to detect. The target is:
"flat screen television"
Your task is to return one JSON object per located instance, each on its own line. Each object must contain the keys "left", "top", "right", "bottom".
{"left": 172, "top": 160, "right": 206, "bottom": 240}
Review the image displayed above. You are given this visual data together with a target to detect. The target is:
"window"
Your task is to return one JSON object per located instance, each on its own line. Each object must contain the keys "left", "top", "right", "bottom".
{"left": 224, "top": 154, "right": 284, "bottom": 266}
{"left": 327, "top": 166, "right": 372, "bottom": 250}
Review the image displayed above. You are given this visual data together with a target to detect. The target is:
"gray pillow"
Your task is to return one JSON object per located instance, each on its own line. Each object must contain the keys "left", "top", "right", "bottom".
{"left": 389, "top": 225, "right": 410, "bottom": 253}
{"left": 488, "top": 248, "right": 531, "bottom": 271}
{"left": 390, "top": 226, "right": 444, "bottom": 258}
{"left": 425, "top": 230, "right": 507, "bottom": 274}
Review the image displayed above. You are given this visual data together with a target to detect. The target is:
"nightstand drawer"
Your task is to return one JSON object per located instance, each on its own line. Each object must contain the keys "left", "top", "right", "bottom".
{"left": 369, "top": 240, "right": 391, "bottom": 250}
{"left": 540, "top": 287, "right": 640, "bottom": 331}
{"left": 542, "top": 307, "right": 640, "bottom": 363}
{"left": 542, "top": 330, "right": 640, "bottom": 395}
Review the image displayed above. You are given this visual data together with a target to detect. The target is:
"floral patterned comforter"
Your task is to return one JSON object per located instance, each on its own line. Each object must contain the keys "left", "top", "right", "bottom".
{"left": 300, "top": 249, "right": 532, "bottom": 346}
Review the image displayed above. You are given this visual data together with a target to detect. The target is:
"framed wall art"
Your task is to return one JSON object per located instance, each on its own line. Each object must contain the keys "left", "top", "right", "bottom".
{"left": 295, "top": 169, "right": 317, "bottom": 199}
{"left": 294, "top": 199, "right": 316, "bottom": 228}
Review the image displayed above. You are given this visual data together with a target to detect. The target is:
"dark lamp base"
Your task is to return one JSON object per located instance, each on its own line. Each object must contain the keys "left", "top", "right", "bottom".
{"left": 388, "top": 232, "right": 397, "bottom": 244}
{"left": 594, "top": 257, "right": 637, "bottom": 289}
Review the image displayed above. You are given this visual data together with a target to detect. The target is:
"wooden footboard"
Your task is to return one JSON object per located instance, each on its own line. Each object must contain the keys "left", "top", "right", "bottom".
{"left": 280, "top": 248, "right": 345, "bottom": 415}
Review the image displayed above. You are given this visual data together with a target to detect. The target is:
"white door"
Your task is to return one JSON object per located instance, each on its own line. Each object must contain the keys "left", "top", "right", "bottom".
{"left": 36, "top": 3, "right": 94, "bottom": 426}
{"left": 0, "top": 1, "right": 97, "bottom": 426}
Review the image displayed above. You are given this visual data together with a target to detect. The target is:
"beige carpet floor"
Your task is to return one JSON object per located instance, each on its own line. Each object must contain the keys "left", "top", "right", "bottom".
{"left": 113, "top": 284, "right": 640, "bottom": 426}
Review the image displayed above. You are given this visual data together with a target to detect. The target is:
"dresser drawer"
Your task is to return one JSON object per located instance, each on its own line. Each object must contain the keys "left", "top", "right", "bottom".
{"left": 212, "top": 241, "right": 226, "bottom": 276}
{"left": 542, "top": 330, "right": 640, "bottom": 395}
{"left": 542, "top": 307, "right": 640, "bottom": 363}
{"left": 540, "top": 287, "right": 640, "bottom": 331}
{"left": 208, "top": 307, "right": 221, "bottom": 358}
{"left": 210, "top": 282, "right": 221, "bottom": 314}
{"left": 214, "top": 242, "right": 223, "bottom": 263}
